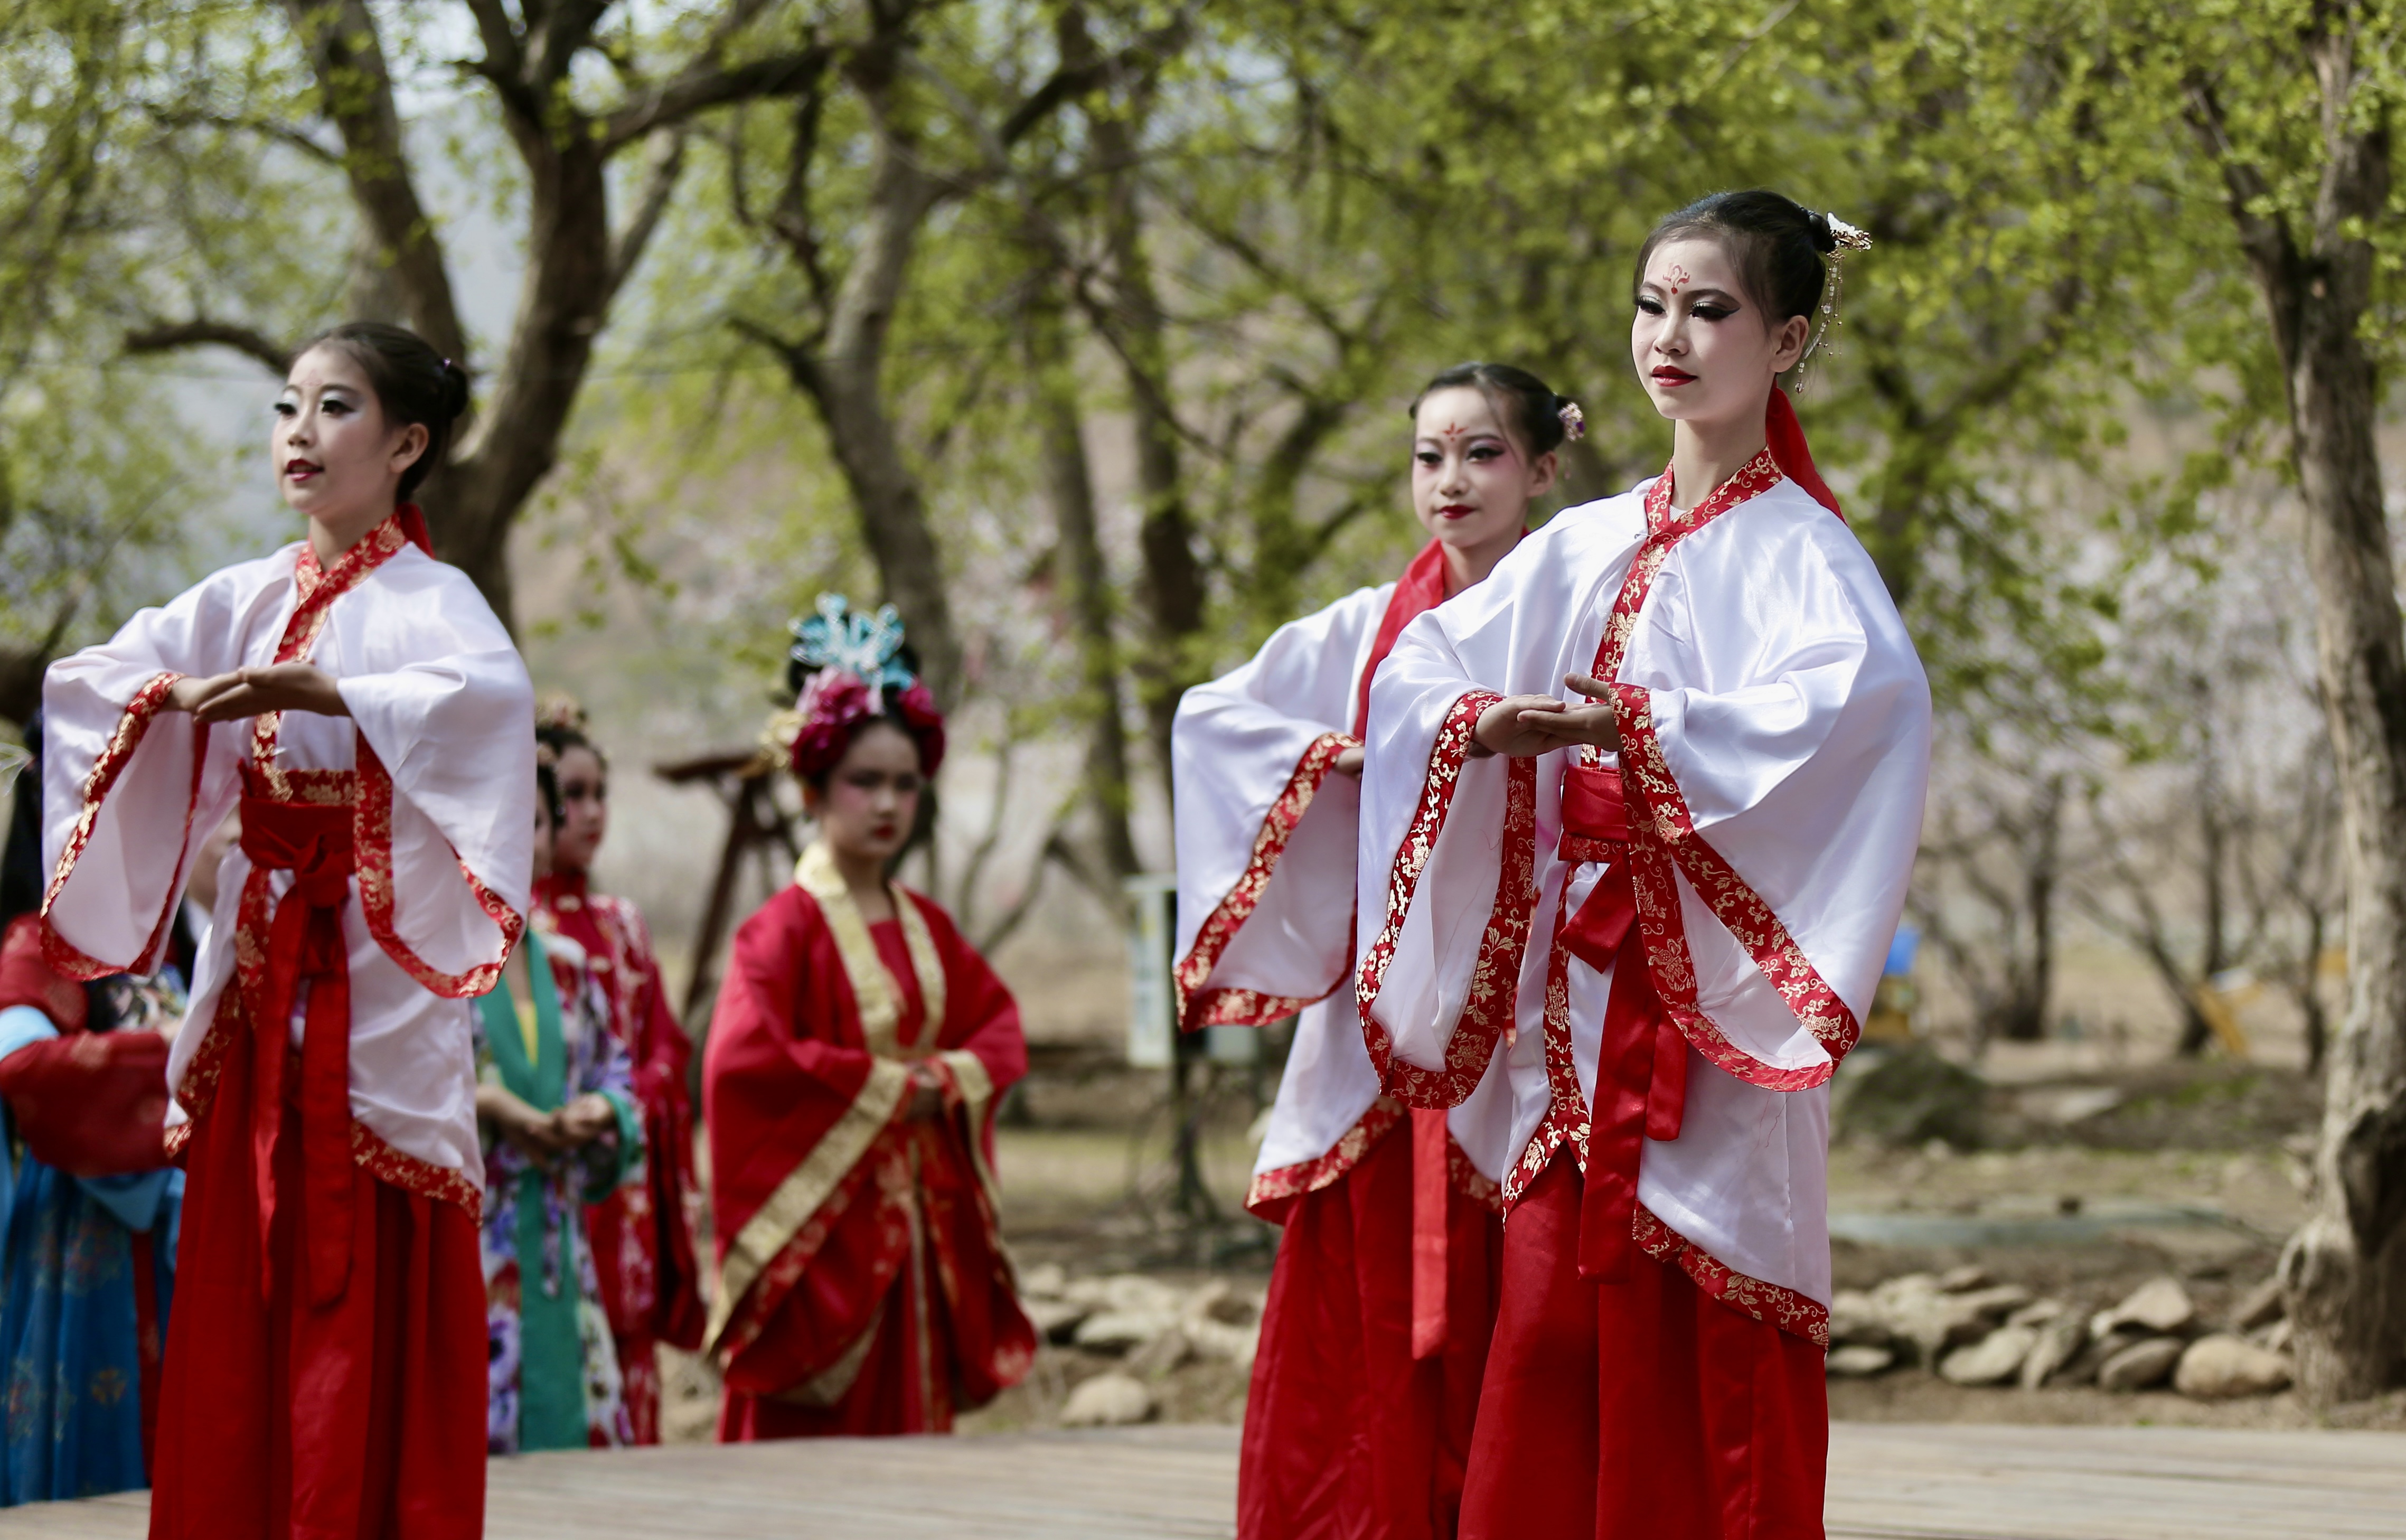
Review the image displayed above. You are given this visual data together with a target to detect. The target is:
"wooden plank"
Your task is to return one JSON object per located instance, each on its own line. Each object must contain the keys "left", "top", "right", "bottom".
{"left": 5, "top": 1422, "right": 2403, "bottom": 1538}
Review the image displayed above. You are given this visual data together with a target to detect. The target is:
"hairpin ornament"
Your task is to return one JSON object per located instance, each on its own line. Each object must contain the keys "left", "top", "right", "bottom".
{"left": 1558, "top": 401, "right": 1587, "bottom": 443}
{"left": 1796, "top": 212, "right": 1875, "bottom": 391}
{"left": 789, "top": 594, "right": 914, "bottom": 692}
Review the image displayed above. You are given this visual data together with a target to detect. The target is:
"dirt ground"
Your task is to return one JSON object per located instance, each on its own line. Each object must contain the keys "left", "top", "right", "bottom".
{"left": 652, "top": 1047, "right": 2406, "bottom": 1441}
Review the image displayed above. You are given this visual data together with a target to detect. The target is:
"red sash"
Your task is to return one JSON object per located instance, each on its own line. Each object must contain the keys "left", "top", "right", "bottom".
{"left": 238, "top": 784, "right": 360, "bottom": 1310}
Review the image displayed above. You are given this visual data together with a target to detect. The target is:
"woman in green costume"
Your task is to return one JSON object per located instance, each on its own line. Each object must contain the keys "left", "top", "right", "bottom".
{"left": 474, "top": 760, "right": 646, "bottom": 1451}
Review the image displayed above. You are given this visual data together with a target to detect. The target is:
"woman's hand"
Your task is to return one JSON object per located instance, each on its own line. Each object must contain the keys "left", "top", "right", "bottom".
{"left": 1472, "top": 674, "right": 1622, "bottom": 757}
{"left": 167, "top": 664, "right": 350, "bottom": 725}
{"left": 1332, "top": 745, "right": 1366, "bottom": 777}
{"left": 477, "top": 1084, "right": 567, "bottom": 1168}
{"left": 903, "top": 1063, "right": 947, "bottom": 1123}
{"left": 554, "top": 1093, "right": 618, "bottom": 1149}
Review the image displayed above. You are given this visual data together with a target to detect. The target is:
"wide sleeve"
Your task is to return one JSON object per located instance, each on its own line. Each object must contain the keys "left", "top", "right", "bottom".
{"left": 918, "top": 896, "right": 1028, "bottom": 1172}
{"left": 1170, "top": 585, "right": 1387, "bottom": 1030}
{"left": 1354, "top": 513, "right": 1621, "bottom": 1106}
{"left": 568, "top": 968, "right": 643, "bottom": 1203}
{"left": 334, "top": 553, "right": 534, "bottom": 997}
{"left": 700, "top": 891, "right": 908, "bottom": 1354}
{"left": 1604, "top": 509, "right": 1931, "bottom": 1086}
{"left": 609, "top": 898, "right": 706, "bottom": 1349}
{"left": 40, "top": 566, "right": 263, "bottom": 978}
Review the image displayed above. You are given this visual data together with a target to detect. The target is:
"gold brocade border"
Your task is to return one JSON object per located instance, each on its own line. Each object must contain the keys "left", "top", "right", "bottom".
{"left": 936, "top": 1048, "right": 998, "bottom": 1208}
{"left": 704, "top": 1055, "right": 910, "bottom": 1356}
{"left": 794, "top": 843, "right": 945, "bottom": 1059}
{"left": 1171, "top": 731, "right": 1357, "bottom": 1033}
{"left": 39, "top": 671, "right": 202, "bottom": 981}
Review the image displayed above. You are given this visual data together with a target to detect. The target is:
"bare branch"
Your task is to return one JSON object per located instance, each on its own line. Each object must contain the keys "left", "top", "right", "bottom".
{"left": 124, "top": 320, "right": 290, "bottom": 374}
{"left": 608, "top": 128, "right": 687, "bottom": 299}
{"left": 147, "top": 107, "right": 342, "bottom": 166}
{"left": 602, "top": 45, "right": 833, "bottom": 152}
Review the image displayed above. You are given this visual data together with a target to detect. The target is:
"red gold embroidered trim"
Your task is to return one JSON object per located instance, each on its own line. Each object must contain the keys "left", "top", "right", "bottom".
{"left": 250, "top": 517, "right": 410, "bottom": 800}
{"left": 1507, "top": 877, "right": 1595, "bottom": 1206}
{"left": 40, "top": 672, "right": 200, "bottom": 980}
{"left": 1356, "top": 691, "right": 1538, "bottom": 1109}
{"left": 1245, "top": 1101, "right": 1502, "bottom": 1222}
{"left": 1613, "top": 691, "right": 1853, "bottom": 1086}
{"left": 1633, "top": 1203, "right": 1829, "bottom": 1347}
{"left": 352, "top": 1119, "right": 481, "bottom": 1220}
{"left": 1244, "top": 1100, "right": 1404, "bottom": 1220}
{"left": 353, "top": 738, "right": 522, "bottom": 999}
{"left": 1173, "top": 731, "right": 1357, "bottom": 1033}
{"left": 1580, "top": 450, "right": 1856, "bottom": 1089}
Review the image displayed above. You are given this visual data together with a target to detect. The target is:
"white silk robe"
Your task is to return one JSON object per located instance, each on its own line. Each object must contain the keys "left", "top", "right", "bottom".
{"left": 1356, "top": 463, "right": 1929, "bottom": 1332}
{"left": 1173, "top": 577, "right": 1516, "bottom": 1210}
{"left": 40, "top": 530, "right": 533, "bottom": 1194}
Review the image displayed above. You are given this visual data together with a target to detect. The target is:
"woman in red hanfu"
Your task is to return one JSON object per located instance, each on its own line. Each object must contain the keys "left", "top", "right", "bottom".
{"left": 703, "top": 598, "right": 1034, "bottom": 1440}
{"left": 1171, "top": 362, "right": 1581, "bottom": 1540}
{"left": 1357, "top": 193, "right": 1931, "bottom": 1539}
{"left": 531, "top": 701, "right": 706, "bottom": 1440}
{"left": 38, "top": 321, "right": 532, "bottom": 1539}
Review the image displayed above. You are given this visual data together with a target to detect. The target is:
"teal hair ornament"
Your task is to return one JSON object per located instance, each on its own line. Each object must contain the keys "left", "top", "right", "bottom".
{"left": 788, "top": 594, "right": 914, "bottom": 692}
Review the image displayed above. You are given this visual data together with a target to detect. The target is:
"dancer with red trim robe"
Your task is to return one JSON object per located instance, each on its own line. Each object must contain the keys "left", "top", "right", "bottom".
{"left": 704, "top": 598, "right": 1034, "bottom": 1439}
{"left": 39, "top": 321, "right": 532, "bottom": 1539}
{"left": 1356, "top": 193, "right": 1929, "bottom": 1539}
{"left": 531, "top": 701, "right": 705, "bottom": 1441}
{"left": 1173, "top": 362, "right": 1581, "bottom": 1540}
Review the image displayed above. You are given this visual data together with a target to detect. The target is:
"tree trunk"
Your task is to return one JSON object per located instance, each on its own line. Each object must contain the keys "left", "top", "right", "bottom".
{"left": 1997, "top": 772, "right": 2064, "bottom": 1043}
{"left": 2252, "top": 16, "right": 2406, "bottom": 1407}
{"left": 774, "top": 128, "right": 963, "bottom": 708}
{"left": 1026, "top": 298, "right": 1140, "bottom": 881}
{"left": 1087, "top": 85, "right": 1203, "bottom": 793}
{"left": 437, "top": 136, "right": 617, "bottom": 625}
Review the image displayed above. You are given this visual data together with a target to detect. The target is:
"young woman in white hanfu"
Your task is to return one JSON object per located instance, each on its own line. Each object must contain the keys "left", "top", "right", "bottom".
{"left": 39, "top": 321, "right": 532, "bottom": 1539}
{"left": 1355, "top": 192, "right": 1930, "bottom": 1538}
{"left": 1172, "top": 362, "right": 1582, "bottom": 1540}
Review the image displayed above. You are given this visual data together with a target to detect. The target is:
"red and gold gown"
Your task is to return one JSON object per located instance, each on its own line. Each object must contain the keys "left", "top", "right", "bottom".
{"left": 532, "top": 869, "right": 704, "bottom": 1440}
{"left": 702, "top": 843, "right": 1035, "bottom": 1438}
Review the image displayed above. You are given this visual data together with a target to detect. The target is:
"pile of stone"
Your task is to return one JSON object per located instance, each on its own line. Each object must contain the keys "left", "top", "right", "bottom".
{"left": 1827, "top": 1266, "right": 2293, "bottom": 1399}
{"left": 1014, "top": 1264, "right": 1265, "bottom": 1427}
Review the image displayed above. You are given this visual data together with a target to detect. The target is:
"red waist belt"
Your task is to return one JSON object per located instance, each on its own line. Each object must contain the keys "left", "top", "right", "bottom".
{"left": 238, "top": 791, "right": 358, "bottom": 1309}
{"left": 1555, "top": 763, "right": 1686, "bottom": 1284}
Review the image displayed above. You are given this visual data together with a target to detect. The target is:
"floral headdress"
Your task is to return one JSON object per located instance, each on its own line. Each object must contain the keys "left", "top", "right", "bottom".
{"left": 766, "top": 594, "right": 946, "bottom": 779}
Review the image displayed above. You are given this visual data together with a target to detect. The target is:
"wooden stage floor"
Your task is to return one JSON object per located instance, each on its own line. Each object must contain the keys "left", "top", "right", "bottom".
{"left": 5, "top": 1421, "right": 2403, "bottom": 1538}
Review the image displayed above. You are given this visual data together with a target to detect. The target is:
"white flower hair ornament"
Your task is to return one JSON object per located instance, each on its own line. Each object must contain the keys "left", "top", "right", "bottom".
{"left": 1796, "top": 211, "right": 1876, "bottom": 390}
{"left": 788, "top": 593, "right": 915, "bottom": 692}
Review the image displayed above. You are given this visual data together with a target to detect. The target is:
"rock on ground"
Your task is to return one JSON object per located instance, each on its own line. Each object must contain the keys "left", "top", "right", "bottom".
{"left": 2230, "top": 1277, "right": 2286, "bottom": 1332}
{"left": 2095, "top": 1276, "right": 2196, "bottom": 1338}
{"left": 1124, "top": 1327, "right": 1193, "bottom": 1380}
{"left": 1059, "top": 1372, "right": 1155, "bottom": 1428}
{"left": 2174, "top": 1335, "right": 2294, "bottom": 1400}
{"left": 2018, "top": 1316, "right": 2089, "bottom": 1391}
{"left": 1075, "top": 1309, "right": 1180, "bottom": 1354}
{"left": 1023, "top": 1298, "right": 1089, "bottom": 1344}
{"left": 1826, "top": 1345, "right": 1895, "bottom": 1378}
{"left": 2098, "top": 1335, "right": 2185, "bottom": 1392}
{"left": 1940, "top": 1325, "right": 2039, "bottom": 1386}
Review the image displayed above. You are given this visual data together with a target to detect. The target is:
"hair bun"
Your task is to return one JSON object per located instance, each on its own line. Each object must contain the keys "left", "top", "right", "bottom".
{"left": 1806, "top": 210, "right": 1839, "bottom": 256}
{"left": 437, "top": 359, "right": 472, "bottom": 421}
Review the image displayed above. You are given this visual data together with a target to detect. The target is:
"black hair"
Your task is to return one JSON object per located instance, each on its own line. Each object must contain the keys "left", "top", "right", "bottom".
{"left": 1408, "top": 362, "right": 1576, "bottom": 459}
{"left": 1633, "top": 190, "right": 1839, "bottom": 325}
{"left": 537, "top": 721, "right": 607, "bottom": 774}
{"left": 535, "top": 759, "right": 565, "bottom": 831}
{"left": 296, "top": 321, "right": 472, "bottom": 501}
{"left": 1, "top": 711, "right": 42, "bottom": 929}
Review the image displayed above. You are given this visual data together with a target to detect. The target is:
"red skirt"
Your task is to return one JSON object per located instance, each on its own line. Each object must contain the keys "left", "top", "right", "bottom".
{"left": 1459, "top": 1154, "right": 1826, "bottom": 1540}
{"left": 149, "top": 1044, "right": 486, "bottom": 1540}
{"left": 1238, "top": 1118, "right": 1502, "bottom": 1540}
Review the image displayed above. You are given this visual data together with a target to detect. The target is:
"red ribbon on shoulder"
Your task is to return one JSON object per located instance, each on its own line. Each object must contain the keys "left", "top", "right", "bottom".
{"left": 395, "top": 503, "right": 435, "bottom": 558}
{"left": 1766, "top": 390, "right": 1844, "bottom": 522}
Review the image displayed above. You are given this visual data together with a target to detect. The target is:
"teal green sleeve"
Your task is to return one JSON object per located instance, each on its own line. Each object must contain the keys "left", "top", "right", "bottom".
{"left": 580, "top": 1087, "right": 644, "bottom": 1204}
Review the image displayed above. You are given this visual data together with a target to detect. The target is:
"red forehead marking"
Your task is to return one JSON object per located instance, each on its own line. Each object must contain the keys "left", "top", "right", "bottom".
{"left": 1667, "top": 264, "right": 1693, "bottom": 295}
{"left": 1443, "top": 422, "right": 1465, "bottom": 437}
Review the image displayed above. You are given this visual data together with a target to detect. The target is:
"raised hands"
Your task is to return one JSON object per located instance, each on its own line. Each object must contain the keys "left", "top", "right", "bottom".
{"left": 1472, "top": 672, "right": 1623, "bottom": 758}
{"left": 167, "top": 663, "right": 350, "bottom": 725}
